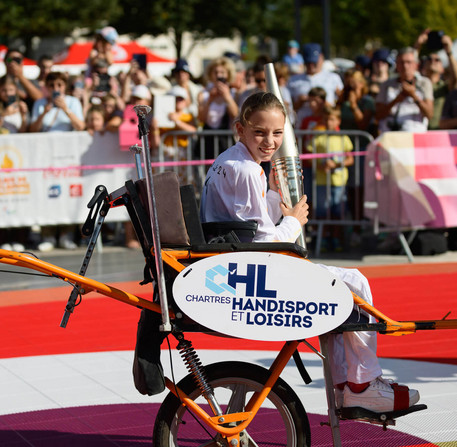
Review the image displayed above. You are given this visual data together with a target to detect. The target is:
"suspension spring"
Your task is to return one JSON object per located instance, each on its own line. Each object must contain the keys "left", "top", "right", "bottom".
{"left": 177, "top": 338, "right": 213, "bottom": 398}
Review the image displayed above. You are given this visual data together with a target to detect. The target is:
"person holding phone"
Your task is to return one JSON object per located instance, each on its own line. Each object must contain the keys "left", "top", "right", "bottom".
{"left": 197, "top": 56, "right": 239, "bottom": 160}
{"left": 3, "top": 48, "right": 43, "bottom": 109}
{"left": 375, "top": 47, "right": 433, "bottom": 133}
{"left": 30, "top": 72, "right": 85, "bottom": 132}
{"left": 414, "top": 29, "right": 457, "bottom": 129}
{"left": 0, "top": 75, "right": 29, "bottom": 133}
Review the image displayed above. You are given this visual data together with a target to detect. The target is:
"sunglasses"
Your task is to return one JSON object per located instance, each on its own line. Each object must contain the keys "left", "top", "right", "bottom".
{"left": 255, "top": 78, "right": 266, "bottom": 84}
{"left": 6, "top": 57, "right": 23, "bottom": 64}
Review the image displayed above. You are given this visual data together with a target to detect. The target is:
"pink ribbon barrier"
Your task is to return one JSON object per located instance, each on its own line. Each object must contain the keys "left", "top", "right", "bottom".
{"left": 1, "top": 151, "right": 368, "bottom": 172}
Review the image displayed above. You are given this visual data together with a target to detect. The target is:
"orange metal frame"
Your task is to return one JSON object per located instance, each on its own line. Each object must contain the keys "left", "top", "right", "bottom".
{"left": 1, "top": 246, "right": 457, "bottom": 442}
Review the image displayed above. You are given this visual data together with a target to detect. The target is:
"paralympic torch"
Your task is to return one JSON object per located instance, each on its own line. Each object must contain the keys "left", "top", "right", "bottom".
{"left": 264, "top": 63, "right": 306, "bottom": 249}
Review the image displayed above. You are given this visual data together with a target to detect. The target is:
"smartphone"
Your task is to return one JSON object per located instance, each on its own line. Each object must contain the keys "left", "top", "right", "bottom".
{"left": 5, "top": 95, "right": 17, "bottom": 106}
{"left": 132, "top": 53, "right": 147, "bottom": 71}
{"left": 96, "top": 73, "right": 111, "bottom": 92}
{"left": 427, "top": 30, "right": 444, "bottom": 51}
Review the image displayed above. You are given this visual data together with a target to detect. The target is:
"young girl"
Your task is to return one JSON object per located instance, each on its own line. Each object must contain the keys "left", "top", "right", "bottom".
{"left": 85, "top": 105, "right": 105, "bottom": 135}
{"left": 0, "top": 75, "right": 28, "bottom": 133}
{"left": 200, "top": 91, "right": 420, "bottom": 413}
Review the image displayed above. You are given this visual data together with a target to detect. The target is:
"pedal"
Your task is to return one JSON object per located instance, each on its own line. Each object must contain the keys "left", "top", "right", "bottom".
{"left": 338, "top": 404, "right": 427, "bottom": 430}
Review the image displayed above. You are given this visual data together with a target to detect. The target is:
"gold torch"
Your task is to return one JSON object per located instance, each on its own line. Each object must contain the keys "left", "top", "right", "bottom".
{"left": 264, "top": 62, "right": 306, "bottom": 249}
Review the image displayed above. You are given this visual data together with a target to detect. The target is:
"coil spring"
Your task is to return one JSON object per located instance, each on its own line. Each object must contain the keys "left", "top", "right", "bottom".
{"left": 178, "top": 339, "right": 213, "bottom": 397}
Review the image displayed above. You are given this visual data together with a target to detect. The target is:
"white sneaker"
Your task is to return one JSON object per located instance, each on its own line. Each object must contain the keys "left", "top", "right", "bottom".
{"left": 0, "top": 243, "right": 12, "bottom": 250}
{"left": 38, "top": 241, "right": 55, "bottom": 252}
{"left": 343, "top": 376, "right": 420, "bottom": 413}
{"left": 11, "top": 242, "right": 25, "bottom": 251}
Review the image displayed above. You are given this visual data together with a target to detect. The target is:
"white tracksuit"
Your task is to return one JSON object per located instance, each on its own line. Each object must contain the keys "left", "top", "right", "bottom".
{"left": 201, "top": 142, "right": 382, "bottom": 384}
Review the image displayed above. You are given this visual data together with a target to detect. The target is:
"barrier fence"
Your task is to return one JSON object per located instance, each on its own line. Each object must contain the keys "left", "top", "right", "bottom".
{"left": 1, "top": 129, "right": 374, "bottom": 256}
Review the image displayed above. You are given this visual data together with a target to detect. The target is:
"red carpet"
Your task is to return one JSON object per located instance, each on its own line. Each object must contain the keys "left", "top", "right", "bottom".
{"left": 0, "top": 264, "right": 456, "bottom": 362}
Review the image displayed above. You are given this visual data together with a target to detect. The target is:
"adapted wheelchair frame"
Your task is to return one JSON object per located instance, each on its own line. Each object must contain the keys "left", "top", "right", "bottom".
{"left": 1, "top": 105, "right": 457, "bottom": 446}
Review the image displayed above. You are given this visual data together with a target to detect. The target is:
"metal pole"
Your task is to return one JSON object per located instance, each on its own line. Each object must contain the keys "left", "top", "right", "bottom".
{"left": 129, "top": 144, "right": 144, "bottom": 179}
{"left": 322, "top": 0, "right": 331, "bottom": 59}
{"left": 133, "top": 105, "right": 172, "bottom": 332}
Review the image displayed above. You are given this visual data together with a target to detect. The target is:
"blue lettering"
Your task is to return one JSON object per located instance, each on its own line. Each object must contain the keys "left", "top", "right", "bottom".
{"left": 256, "top": 265, "right": 277, "bottom": 298}
{"left": 228, "top": 263, "right": 256, "bottom": 296}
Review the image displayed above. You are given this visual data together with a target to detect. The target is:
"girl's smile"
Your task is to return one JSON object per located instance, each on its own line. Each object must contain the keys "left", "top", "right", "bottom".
{"left": 236, "top": 109, "right": 285, "bottom": 164}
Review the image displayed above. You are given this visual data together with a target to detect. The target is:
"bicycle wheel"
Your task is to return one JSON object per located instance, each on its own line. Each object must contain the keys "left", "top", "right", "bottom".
{"left": 153, "top": 361, "right": 311, "bottom": 447}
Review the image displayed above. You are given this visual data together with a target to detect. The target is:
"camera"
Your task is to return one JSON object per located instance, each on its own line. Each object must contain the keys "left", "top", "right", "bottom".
{"left": 52, "top": 91, "right": 61, "bottom": 100}
{"left": 4, "top": 95, "right": 17, "bottom": 107}
{"left": 96, "top": 73, "right": 111, "bottom": 92}
{"left": 427, "top": 30, "right": 444, "bottom": 51}
{"left": 387, "top": 119, "right": 401, "bottom": 131}
{"left": 216, "top": 77, "right": 228, "bottom": 84}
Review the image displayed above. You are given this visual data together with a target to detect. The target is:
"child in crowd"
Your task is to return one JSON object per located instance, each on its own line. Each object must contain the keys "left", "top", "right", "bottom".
{"left": 0, "top": 74, "right": 28, "bottom": 133}
{"left": 150, "top": 85, "right": 198, "bottom": 185}
{"left": 300, "top": 86, "right": 327, "bottom": 134}
{"left": 85, "top": 105, "right": 105, "bottom": 135}
{"left": 200, "top": 91, "right": 419, "bottom": 413}
{"left": 307, "top": 106, "right": 354, "bottom": 251}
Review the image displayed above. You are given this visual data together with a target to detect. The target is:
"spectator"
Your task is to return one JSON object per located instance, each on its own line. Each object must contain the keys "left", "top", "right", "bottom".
{"left": 85, "top": 105, "right": 105, "bottom": 135}
{"left": 0, "top": 75, "right": 29, "bottom": 133}
{"left": 288, "top": 43, "right": 343, "bottom": 126}
{"left": 439, "top": 87, "right": 457, "bottom": 129}
{"left": 170, "top": 58, "right": 201, "bottom": 120}
{"left": 32, "top": 54, "right": 54, "bottom": 97}
{"left": 283, "top": 40, "right": 305, "bottom": 75}
{"left": 414, "top": 29, "right": 457, "bottom": 129}
{"left": 338, "top": 69, "right": 375, "bottom": 134}
{"left": 307, "top": 106, "right": 354, "bottom": 251}
{"left": 87, "top": 26, "right": 118, "bottom": 78}
{"left": 369, "top": 48, "right": 392, "bottom": 85}
{"left": 29, "top": 72, "right": 85, "bottom": 132}
{"left": 354, "top": 55, "right": 372, "bottom": 79}
{"left": 300, "top": 86, "right": 327, "bottom": 134}
{"left": 237, "top": 62, "right": 265, "bottom": 106}
{"left": 28, "top": 72, "right": 85, "bottom": 250}
{"left": 101, "top": 93, "right": 124, "bottom": 132}
{"left": 151, "top": 85, "right": 198, "bottom": 184}
{"left": 223, "top": 51, "right": 249, "bottom": 103}
{"left": 376, "top": 47, "right": 433, "bottom": 133}
{"left": 197, "top": 56, "right": 239, "bottom": 159}
{"left": 120, "top": 56, "right": 171, "bottom": 106}
{"left": 3, "top": 48, "right": 43, "bottom": 109}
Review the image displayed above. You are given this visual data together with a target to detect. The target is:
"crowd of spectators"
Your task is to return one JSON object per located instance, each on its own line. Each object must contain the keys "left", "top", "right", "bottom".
{"left": 2, "top": 26, "right": 457, "bottom": 252}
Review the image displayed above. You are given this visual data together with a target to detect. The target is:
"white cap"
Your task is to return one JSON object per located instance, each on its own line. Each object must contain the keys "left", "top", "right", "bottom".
{"left": 131, "top": 84, "right": 151, "bottom": 100}
{"left": 167, "top": 85, "right": 188, "bottom": 99}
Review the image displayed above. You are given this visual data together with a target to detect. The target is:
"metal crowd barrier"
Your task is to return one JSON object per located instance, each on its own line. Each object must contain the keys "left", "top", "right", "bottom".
{"left": 158, "top": 129, "right": 375, "bottom": 257}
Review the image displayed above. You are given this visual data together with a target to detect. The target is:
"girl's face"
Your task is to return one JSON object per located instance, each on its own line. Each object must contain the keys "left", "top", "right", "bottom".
{"left": 211, "top": 65, "right": 229, "bottom": 83}
{"left": 236, "top": 108, "right": 285, "bottom": 164}
{"left": 0, "top": 83, "right": 16, "bottom": 102}
{"left": 87, "top": 111, "right": 105, "bottom": 131}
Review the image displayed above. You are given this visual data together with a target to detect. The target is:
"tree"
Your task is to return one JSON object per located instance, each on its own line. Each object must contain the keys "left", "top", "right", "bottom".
{"left": 0, "top": 0, "right": 121, "bottom": 55}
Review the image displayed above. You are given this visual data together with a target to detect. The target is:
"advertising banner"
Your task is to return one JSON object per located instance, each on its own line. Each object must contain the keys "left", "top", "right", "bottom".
{"left": 0, "top": 132, "right": 135, "bottom": 227}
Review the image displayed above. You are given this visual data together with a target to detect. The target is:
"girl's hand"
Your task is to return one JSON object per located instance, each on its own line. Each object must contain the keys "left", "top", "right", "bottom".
{"left": 268, "top": 168, "right": 278, "bottom": 192}
{"left": 280, "top": 194, "right": 309, "bottom": 226}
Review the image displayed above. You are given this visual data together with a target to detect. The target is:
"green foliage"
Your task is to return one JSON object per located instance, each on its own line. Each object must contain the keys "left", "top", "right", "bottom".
{"left": 3, "top": 0, "right": 457, "bottom": 60}
{"left": 0, "top": 0, "right": 121, "bottom": 44}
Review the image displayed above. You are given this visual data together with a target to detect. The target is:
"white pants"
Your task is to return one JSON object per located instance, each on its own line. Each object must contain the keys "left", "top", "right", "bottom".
{"left": 317, "top": 264, "right": 383, "bottom": 385}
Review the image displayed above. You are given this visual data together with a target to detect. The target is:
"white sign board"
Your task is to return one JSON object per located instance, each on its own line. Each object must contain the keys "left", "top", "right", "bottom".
{"left": 0, "top": 131, "right": 134, "bottom": 227}
{"left": 173, "top": 252, "right": 354, "bottom": 342}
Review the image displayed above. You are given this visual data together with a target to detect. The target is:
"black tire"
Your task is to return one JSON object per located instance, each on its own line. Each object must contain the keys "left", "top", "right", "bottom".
{"left": 153, "top": 361, "right": 311, "bottom": 446}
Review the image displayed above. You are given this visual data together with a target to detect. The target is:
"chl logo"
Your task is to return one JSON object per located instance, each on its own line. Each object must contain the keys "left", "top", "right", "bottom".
{"left": 205, "top": 262, "right": 277, "bottom": 298}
